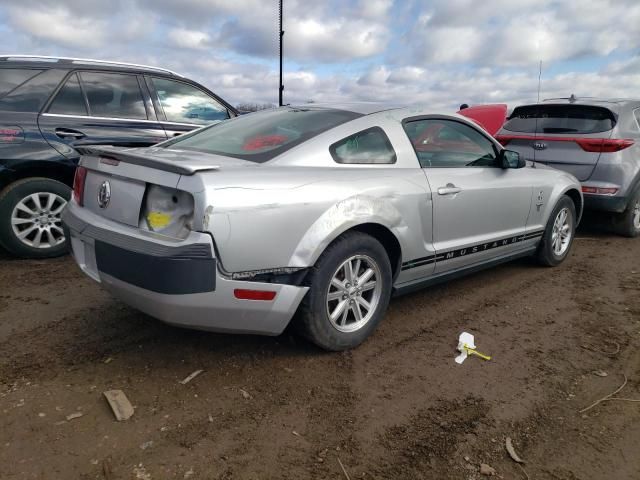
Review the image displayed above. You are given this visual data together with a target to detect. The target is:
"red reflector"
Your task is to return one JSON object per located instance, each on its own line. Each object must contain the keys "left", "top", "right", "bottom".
{"left": 581, "top": 186, "right": 619, "bottom": 195}
{"left": 72, "top": 166, "right": 88, "bottom": 206}
{"left": 576, "top": 138, "right": 634, "bottom": 153}
{"left": 233, "top": 289, "right": 277, "bottom": 301}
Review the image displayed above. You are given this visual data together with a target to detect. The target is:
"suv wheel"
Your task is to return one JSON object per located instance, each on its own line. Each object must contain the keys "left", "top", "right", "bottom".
{"left": 0, "top": 178, "right": 70, "bottom": 258}
{"left": 614, "top": 189, "right": 640, "bottom": 238}
{"left": 295, "top": 231, "right": 392, "bottom": 351}
{"left": 537, "top": 195, "right": 576, "bottom": 267}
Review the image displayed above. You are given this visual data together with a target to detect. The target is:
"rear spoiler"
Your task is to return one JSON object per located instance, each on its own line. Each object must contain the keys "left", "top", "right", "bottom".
{"left": 458, "top": 104, "right": 508, "bottom": 136}
{"left": 76, "top": 145, "right": 219, "bottom": 175}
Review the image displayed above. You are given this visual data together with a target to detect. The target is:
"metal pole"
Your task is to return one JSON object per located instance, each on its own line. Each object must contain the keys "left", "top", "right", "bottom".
{"left": 278, "top": 0, "right": 284, "bottom": 107}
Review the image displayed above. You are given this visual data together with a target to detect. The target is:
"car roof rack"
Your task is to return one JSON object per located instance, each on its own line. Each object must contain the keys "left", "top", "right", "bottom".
{"left": 0, "top": 55, "right": 183, "bottom": 77}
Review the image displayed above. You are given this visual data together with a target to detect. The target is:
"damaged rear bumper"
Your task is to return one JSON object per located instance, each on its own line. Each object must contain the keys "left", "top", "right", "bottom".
{"left": 62, "top": 202, "right": 308, "bottom": 335}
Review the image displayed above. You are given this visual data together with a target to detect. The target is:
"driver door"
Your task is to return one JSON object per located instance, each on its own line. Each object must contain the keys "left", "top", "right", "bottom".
{"left": 403, "top": 117, "right": 533, "bottom": 274}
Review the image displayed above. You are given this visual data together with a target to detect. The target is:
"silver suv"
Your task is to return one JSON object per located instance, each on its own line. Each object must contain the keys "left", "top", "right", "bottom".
{"left": 496, "top": 97, "right": 640, "bottom": 236}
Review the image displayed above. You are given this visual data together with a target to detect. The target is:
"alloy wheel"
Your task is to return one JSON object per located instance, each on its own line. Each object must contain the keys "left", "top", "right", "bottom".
{"left": 551, "top": 207, "right": 572, "bottom": 256}
{"left": 326, "top": 254, "right": 383, "bottom": 333}
{"left": 10, "top": 192, "right": 67, "bottom": 249}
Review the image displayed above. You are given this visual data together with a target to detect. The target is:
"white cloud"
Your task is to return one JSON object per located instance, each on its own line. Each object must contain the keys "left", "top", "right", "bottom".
{"left": 168, "top": 28, "right": 211, "bottom": 50}
{"left": 6, "top": 6, "right": 107, "bottom": 48}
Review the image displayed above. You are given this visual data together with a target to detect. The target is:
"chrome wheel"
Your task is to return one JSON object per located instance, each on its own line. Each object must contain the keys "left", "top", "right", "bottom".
{"left": 11, "top": 192, "right": 67, "bottom": 249}
{"left": 633, "top": 200, "right": 640, "bottom": 230}
{"left": 326, "top": 254, "right": 383, "bottom": 333}
{"left": 551, "top": 207, "right": 572, "bottom": 256}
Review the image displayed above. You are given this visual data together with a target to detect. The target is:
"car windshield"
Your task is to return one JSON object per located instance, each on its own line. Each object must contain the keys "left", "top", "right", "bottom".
{"left": 163, "top": 107, "right": 362, "bottom": 162}
{"left": 503, "top": 104, "right": 616, "bottom": 134}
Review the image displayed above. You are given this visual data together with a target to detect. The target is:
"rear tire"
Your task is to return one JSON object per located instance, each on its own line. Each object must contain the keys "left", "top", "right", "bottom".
{"left": 295, "top": 231, "right": 392, "bottom": 351}
{"left": 537, "top": 195, "right": 576, "bottom": 267}
{"left": 613, "top": 189, "right": 640, "bottom": 238}
{"left": 0, "top": 178, "right": 70, "bottom": 258}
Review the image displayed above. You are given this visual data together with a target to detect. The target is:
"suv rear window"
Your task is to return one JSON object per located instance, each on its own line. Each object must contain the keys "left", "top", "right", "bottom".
{"left": 164, "top": 107, "right": 362, "bottom": 162}
{"left": 504, "top": 105, "right": 616, "bottom": 134}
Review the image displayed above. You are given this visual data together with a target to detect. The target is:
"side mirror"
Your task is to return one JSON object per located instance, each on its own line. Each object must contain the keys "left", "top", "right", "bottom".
{"left": 500, "top": 149, "right": 526, "bottom": 169}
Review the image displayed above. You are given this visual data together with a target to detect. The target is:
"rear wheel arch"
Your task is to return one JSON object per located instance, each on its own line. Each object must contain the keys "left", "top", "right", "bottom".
{"left": 311, "top": 222, "right": 402, "bottom": 280}
{"left": 563, "top": 188, "right": 583, "bottom": 223}
{"left": 349, "top": 223, "right": 402, "bottom": 281}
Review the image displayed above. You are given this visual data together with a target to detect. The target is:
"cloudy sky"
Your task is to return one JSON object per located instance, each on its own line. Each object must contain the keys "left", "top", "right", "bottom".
{"left": 0, "top": 0, "right": 638, "bottom": 109}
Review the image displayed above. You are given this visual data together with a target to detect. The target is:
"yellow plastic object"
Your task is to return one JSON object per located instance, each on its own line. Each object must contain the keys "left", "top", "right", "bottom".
{"left": 146, "top": 211, "right": 172, "bottom": 229}
{"left": 463, "top": 344, "right": 491, "bottom": 361}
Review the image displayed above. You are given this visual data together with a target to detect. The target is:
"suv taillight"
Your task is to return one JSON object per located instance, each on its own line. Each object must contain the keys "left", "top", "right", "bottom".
{"left": 72, "top": 166, "right": 87, "bottom": 206}
{"left": 576, "top": 139, "right": 634, "bottom": 153}
{"left": 496, "top": 135, "right": 635, "bottom": 153}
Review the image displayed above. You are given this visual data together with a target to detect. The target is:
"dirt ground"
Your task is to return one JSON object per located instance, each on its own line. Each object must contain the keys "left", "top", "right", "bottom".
{"left": 1, "top": 224, "right": 639, "bottom": 480}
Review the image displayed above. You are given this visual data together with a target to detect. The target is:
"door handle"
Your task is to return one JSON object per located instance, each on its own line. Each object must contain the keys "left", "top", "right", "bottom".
{"left": 437, "top": 184, "right": 462, "bottom": 195}
{"left": 55, "top": 128, "right": 86, "bottom": 139}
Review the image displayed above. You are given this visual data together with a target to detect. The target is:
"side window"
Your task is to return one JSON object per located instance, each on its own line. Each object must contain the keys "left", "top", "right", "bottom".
{"left": 152, "top": 78, "right": 229, "bottom": 125}
{"left": 80, "top": 72, "right": 147, "bottom": 120}
{"left": 47, "top": 73, "right": 88, "bottom": 116}
{"left": 330, "top": 127, "right": 396, "bottom": 164}
{"left": 402, "top": 118, "right": 497, "bottom": 168}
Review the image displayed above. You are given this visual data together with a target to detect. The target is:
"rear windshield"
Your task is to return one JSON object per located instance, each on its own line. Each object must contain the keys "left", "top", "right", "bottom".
{"left": 163, "top": 107, "right": 362, "bottom": 162}
{"left": 503, "top": 105, "right": 616, "bottom": 134}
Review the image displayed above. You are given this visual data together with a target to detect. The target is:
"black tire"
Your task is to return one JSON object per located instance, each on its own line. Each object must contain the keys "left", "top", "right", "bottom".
{"left": 536, "top": 195, "right": 576, "bottom": 267}
{"left": 613, "top": 189, "right": 640, "bottom": 238}
{"left": 0, "top": 177, "right": 71, "bottom": 259}
{"left": 295, "top": 231, "right": 393, "bottom": 351}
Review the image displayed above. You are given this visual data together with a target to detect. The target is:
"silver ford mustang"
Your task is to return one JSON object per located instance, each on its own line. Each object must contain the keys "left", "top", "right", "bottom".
{"left": 63, "top": 104, "right": 582, "bottom": 350}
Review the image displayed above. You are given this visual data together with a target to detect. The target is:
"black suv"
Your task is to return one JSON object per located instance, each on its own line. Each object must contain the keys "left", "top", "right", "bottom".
{"left": 0, "top": 55, "right": 237, "bottom": 258}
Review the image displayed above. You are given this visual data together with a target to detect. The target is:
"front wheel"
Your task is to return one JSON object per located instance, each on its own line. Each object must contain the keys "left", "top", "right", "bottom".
{"left": 536, "top": 195, "right": 576, "bottom": 267}
{"left": 0, "top": 178, "right": 70, "bottom": 258}
{"left": 613, "top": 189, "right": 640, "bottom": 238}
{"left": 295, "top": 231, "right": 392, "bottom": 351}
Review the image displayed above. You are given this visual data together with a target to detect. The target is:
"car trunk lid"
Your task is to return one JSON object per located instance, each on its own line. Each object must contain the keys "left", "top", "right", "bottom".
{"left": 496, "top": 132, "right": 613, "bottom": 181}
{"left": 75, "top": 146, "right": 252, "bottom": 234}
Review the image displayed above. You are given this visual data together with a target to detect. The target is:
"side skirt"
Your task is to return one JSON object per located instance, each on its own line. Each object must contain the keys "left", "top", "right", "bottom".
{"left": 392, "top": 247, "right": 537, "bottom": 297}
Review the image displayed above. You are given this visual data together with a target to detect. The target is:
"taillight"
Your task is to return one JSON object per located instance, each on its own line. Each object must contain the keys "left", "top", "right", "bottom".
{"left": 494, "top": 135, "right": 634, "bottom": 153}
{"left": 494, "top": 135, "right": 511, "bottom": 146}
{"left": 576, "top": 139, "right": 634, "bottom": 153}
{"left": 72, "top": 166, "right": 87, "bottom": 206}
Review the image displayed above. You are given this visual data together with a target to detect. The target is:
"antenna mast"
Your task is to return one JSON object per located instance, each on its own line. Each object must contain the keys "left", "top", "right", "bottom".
{"left": 537, "top": 60, "right": 542, "bottom": 102}
{"left": 278, "top": 0, "right": 284, "bottom": 107}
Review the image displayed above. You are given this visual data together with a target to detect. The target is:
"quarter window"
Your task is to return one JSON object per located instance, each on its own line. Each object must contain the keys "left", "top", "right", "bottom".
{"left": 152, "top": 78, "right": 229, "bottom": 125}
{"left": 0, "top": 69, "right": 66, "bottom": 113}
{"left": 330, "top": 127, "right": 396, "bottom": 164}
{"left": 0, "top": 68, "right": 43, "bottom": 97}
{"left": 80, "top": 72, "right": 147, "bottom": 120}
{"left": 403, "top": 119, "right": 497, "bottom": 168}
{"left": 47, "top": 73, "right": 87, "bottom": 116}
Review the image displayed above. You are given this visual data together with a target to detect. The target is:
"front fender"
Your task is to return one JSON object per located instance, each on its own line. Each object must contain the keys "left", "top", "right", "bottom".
{"left": 290, "top": 194, "right": 405, "bottom": 266}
